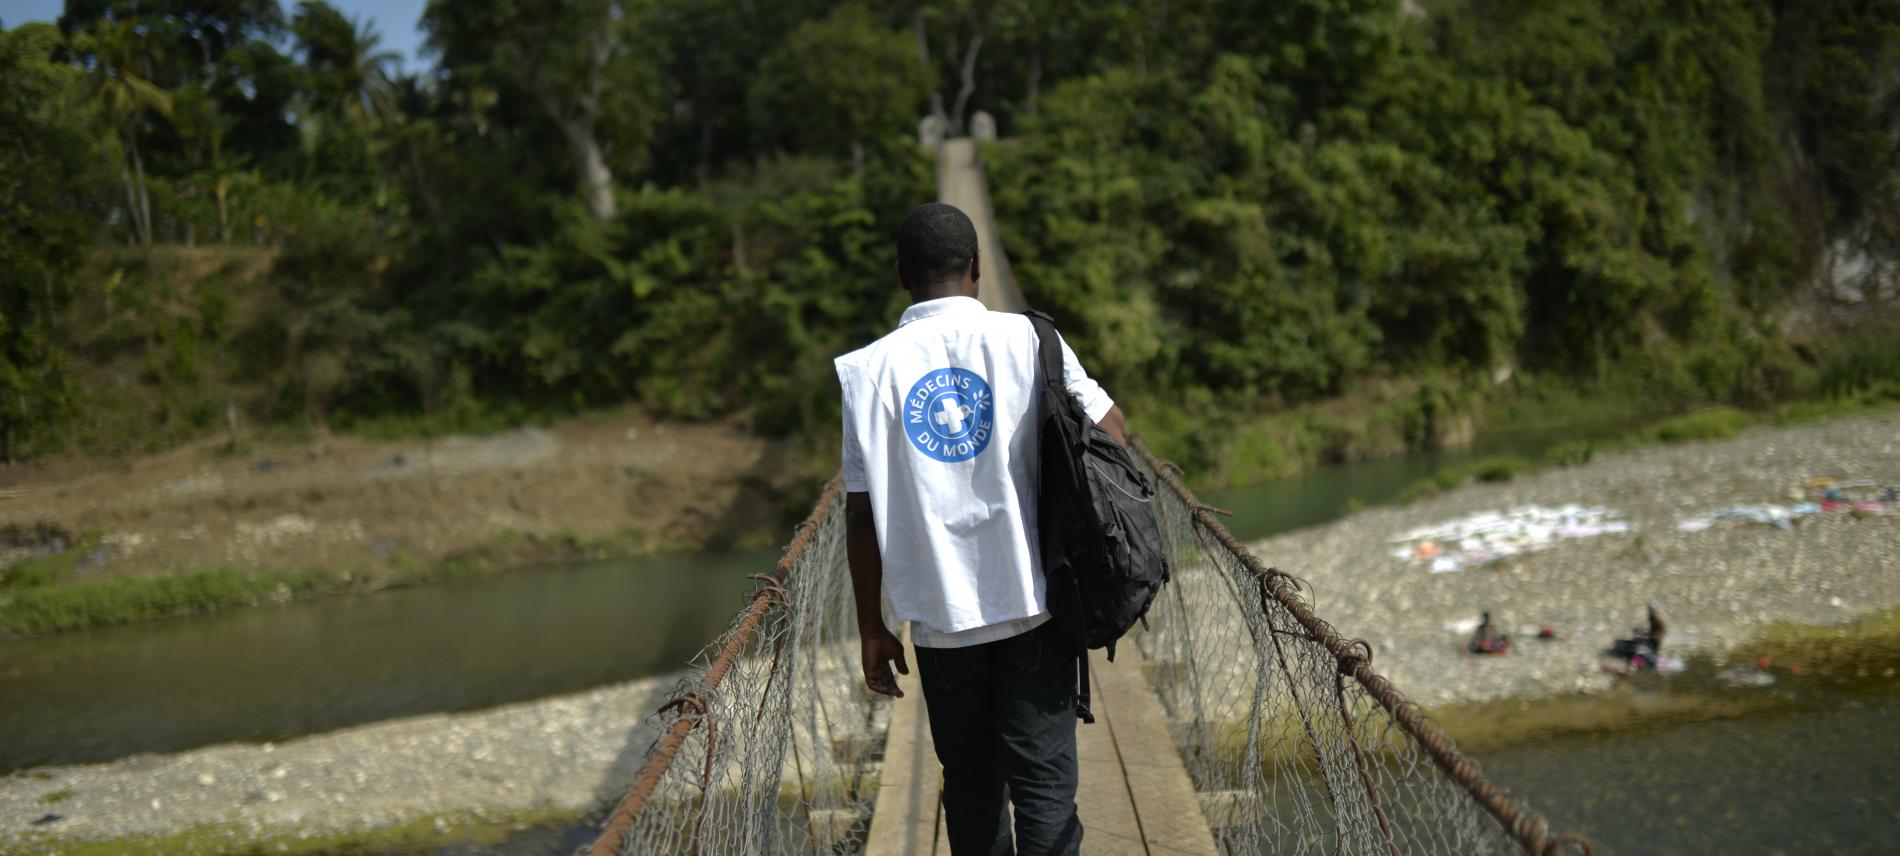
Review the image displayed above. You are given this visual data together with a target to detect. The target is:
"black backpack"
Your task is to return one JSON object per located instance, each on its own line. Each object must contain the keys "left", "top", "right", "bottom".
{"left": 1024, "top": 310, "right": 1171, "bottom": 723}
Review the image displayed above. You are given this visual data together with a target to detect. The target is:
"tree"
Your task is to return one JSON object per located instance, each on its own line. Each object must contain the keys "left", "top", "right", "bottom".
{"left": 74, "top": 19, "right": 175, "bottom": 246}
{"left": 0, "top": 23, "right": 110, "bottom": 460}
{"left": 912, "top": 0, "right": 990, "bottom": 134}
{"left": 292, "top": 1, "right": 397, "bottom": 123}
{"left": 209, "top": 35, "right": 302, "bottom": 179}
{"left": 60, "top": 0, "right": 284, "bottom": 81}
{"left": 424, "top": 0, "right": 623, "bottom": 220}
{"left": 748, "top": 5, "right": 929, "bottom": 171}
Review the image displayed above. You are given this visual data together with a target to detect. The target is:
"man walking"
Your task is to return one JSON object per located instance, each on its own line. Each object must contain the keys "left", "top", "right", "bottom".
{"left": 835, "top": 203, "right": 1127, "bottom": 855}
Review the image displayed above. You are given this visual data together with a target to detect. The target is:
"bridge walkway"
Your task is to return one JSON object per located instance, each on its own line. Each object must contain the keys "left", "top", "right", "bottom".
{"left": 936, "top": 137, "right": 1027, "bottom": 313}
{"left": 864, "top": 630, "right": 1220, "bottom": 856}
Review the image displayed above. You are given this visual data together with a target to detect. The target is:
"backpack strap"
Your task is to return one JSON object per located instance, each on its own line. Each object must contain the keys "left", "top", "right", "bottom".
{"left": 1023, "top": 309, "right": 1096, "bottom": 724}
{"left": 1023, "top": 309, "right": 1067, "bottom": 402}
{"left": 1075, "top": 651, "right": 1095, "bottom": 724}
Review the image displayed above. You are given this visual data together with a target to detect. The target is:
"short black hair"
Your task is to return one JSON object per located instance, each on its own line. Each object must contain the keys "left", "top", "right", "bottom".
{"left": 897, "top": 203, "right": 978, "bottom": 288}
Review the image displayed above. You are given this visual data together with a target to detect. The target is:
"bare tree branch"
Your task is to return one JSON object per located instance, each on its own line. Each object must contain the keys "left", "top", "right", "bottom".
{"left": 950, "top": 28, "right": 984, "bottom": 135}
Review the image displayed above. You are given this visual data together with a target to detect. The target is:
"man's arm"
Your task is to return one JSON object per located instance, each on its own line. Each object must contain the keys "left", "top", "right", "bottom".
{"left": 1053, "top": 331, "right": 1126, "bottom": 445}
{"left": 1097, "top": 404, "right": 1129, "bottom": 446}
{"left": 846, "top": 491, "right": 907, "bottom": 698}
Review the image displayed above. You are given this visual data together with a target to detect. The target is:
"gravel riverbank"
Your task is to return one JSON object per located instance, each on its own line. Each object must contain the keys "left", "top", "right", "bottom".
{"left": 1247, "top": 412, "right": 1900, "bottom": 709}
{"left": 0, "top": 674, "right": 678, "bottom": 852}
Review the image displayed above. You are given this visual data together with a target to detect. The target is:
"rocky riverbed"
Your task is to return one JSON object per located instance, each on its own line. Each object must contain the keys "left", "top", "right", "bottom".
{"left": 1245, "top": 411, "right": 1900, "bottom": 709}
{"left": 0, "top": 674, "right": 678, "bottom": 852}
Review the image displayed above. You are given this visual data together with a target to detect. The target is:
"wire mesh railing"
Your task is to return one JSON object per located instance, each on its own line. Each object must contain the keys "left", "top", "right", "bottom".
{"left": 1129, "top": 436, "right": 1590, "bottom": 856}
{"left": 584, "top": 438, "right": 1590, "bottom": 856}
{"left": 585, "top": 477, "right": 887, "bottom": 856}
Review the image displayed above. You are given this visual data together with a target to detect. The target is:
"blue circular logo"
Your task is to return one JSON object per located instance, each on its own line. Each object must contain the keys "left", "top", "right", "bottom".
{"left": 904, "top": 368, "right": 995, "bottom": 462}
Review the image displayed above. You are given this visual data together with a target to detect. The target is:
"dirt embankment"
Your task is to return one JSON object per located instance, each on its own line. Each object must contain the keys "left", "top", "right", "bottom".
{"left": 0, "top": 409, "right": 812, "bottom": 591}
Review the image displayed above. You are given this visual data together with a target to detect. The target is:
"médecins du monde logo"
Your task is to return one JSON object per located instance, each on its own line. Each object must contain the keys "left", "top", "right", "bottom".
{"left": 904, "top": 367, "right": 995, "bottom": 462}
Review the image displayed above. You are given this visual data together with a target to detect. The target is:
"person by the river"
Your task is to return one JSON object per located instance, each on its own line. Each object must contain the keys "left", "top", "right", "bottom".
{"left": 836, "top": 202, "right": 1128, "bottom": 856}
{"left": 1468, "top": 611, "right": 1512, "bottom": 655}
{"left": 1624, "top": 601, "right": 1668, "bottom": 669}
{"left": 1607, "top": 601, "right": 1679, "bottom": 674}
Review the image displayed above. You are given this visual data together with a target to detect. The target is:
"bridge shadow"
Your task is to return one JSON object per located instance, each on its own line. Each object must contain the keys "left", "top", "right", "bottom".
{"left": 593, "top": 673, "right": 687, "bottom": 796}
{"left": 568, "top": 675, "right": 682, "bottom": 849}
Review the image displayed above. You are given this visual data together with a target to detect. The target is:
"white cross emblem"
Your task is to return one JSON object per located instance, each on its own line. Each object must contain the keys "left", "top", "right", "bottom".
{"left": 935, "top": 398, "right": 971, "bottom": 434}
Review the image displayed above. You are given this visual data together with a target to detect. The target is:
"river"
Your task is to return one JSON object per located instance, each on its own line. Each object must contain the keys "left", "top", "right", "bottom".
{"left": 0, "top": 550, "right": 771, "bottom": 773}
{"left": 1478, "top": 661, "right": 1900, "bottom": 854}
{"left": 7, "top": 415, "right": 1893, "bottom": 853}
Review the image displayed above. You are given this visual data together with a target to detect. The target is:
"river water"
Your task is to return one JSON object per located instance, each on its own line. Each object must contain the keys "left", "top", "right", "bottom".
{"left": 0, "top": 550, "right": 771, "bottom": 772}
{"left": 1479, "top": 665, "right": 1900, "bottom": 854}
{"left": 5, "top": 415, "right": 1894, "bottom": 852}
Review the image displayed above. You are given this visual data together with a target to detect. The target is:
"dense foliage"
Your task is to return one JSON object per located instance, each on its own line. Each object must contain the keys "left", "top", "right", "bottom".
{"left": 994, "top": 0, "right": 1898, "bottom": 418}
{"left": 0, "top": 0, "right": 1895, "bottom": 471}
{"left": 1, "top": 24, "right": 114, "bottom": 459}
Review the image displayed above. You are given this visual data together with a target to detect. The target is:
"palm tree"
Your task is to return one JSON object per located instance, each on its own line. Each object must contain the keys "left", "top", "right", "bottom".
{"left": 73, "top": 20, "right": 173, "bottom": 247}
{"left": 293, "top": 1, "right": 399, "bottom": 125}
{"left": 377, "top": 74, "right": 447, "bottom": 229}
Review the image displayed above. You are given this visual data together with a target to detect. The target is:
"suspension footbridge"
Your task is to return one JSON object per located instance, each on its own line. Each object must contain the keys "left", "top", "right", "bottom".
{"left": 579, "top": 136, "right": 1592, "bottom": 856}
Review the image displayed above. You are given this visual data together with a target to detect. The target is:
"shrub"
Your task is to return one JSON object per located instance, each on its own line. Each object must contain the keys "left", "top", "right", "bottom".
{"left": 0, "top": 569, "right": 323, "bottom": 636}
{"left": 1817, "top": 332, "right": 1900, "bottom": 400}
{"left": 1468, "top": 455, "right": 1529, "bottom": 483}
{"left": 1641, "top": 408, "right": 1752, "bottom": 444}
{"left": 1542, "top": 440, "right": 1597, "bottom": 468}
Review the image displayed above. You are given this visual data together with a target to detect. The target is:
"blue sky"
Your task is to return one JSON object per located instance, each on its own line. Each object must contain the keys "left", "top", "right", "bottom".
{"left": 0, "top": 0, "right": 433, "bottom": 72}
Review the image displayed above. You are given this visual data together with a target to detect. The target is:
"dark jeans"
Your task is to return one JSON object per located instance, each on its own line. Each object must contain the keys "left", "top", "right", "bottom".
{"left": 914, "top": 620, "right": 1082, "bottom": 856}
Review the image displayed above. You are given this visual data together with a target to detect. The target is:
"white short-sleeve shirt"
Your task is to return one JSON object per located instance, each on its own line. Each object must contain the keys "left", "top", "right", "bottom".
{"left": 835, "top": 296, "right": 1114, "bottom": 648}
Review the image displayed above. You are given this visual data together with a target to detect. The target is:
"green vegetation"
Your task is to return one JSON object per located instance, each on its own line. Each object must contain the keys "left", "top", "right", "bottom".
{"left": 1816, "top": 333, "right": 1900, "bottom": 403}
{"left": 1, "top": 567, "right": 336, "bottom": 636}
{"left": 1638, "top": 408, "right": 1753, "bottom": 444}
{"left": 1397, "top": 454, "right": 1533, "bottom": 502}
{"left": 9, "top": 806, "right": 588, "bottom": 856}
{"left": 986, "top": 0, "right": 1899, "bottom": 477}
{"left": 0, "top": 1, "right": 1896, "bottom": 483}
{"left": 0, "top": 526, "right": 691, "bottom": 636}
{"left": 1737, "top": 604, "right": 1900, "bottom": 686}
{"left": 1, "top": 536, "right": 94, "bottom": 590}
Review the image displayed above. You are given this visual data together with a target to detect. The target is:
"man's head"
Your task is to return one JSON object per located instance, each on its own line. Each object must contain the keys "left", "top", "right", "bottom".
{"left": 896, "top": 203, "right": 979, "bottom": 299}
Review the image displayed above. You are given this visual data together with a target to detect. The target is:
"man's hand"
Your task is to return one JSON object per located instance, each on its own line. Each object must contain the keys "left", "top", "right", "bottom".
{"left": 861, "top": 627, "right": 910, "bottom": 698}
{"left": 846, "top": 492, "right": 905, "bottom": 697}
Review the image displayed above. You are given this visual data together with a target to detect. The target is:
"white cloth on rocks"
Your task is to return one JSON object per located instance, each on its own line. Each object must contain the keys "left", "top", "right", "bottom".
{"left": 1390, "top": 504, "right": 1630, "bottom": 572}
